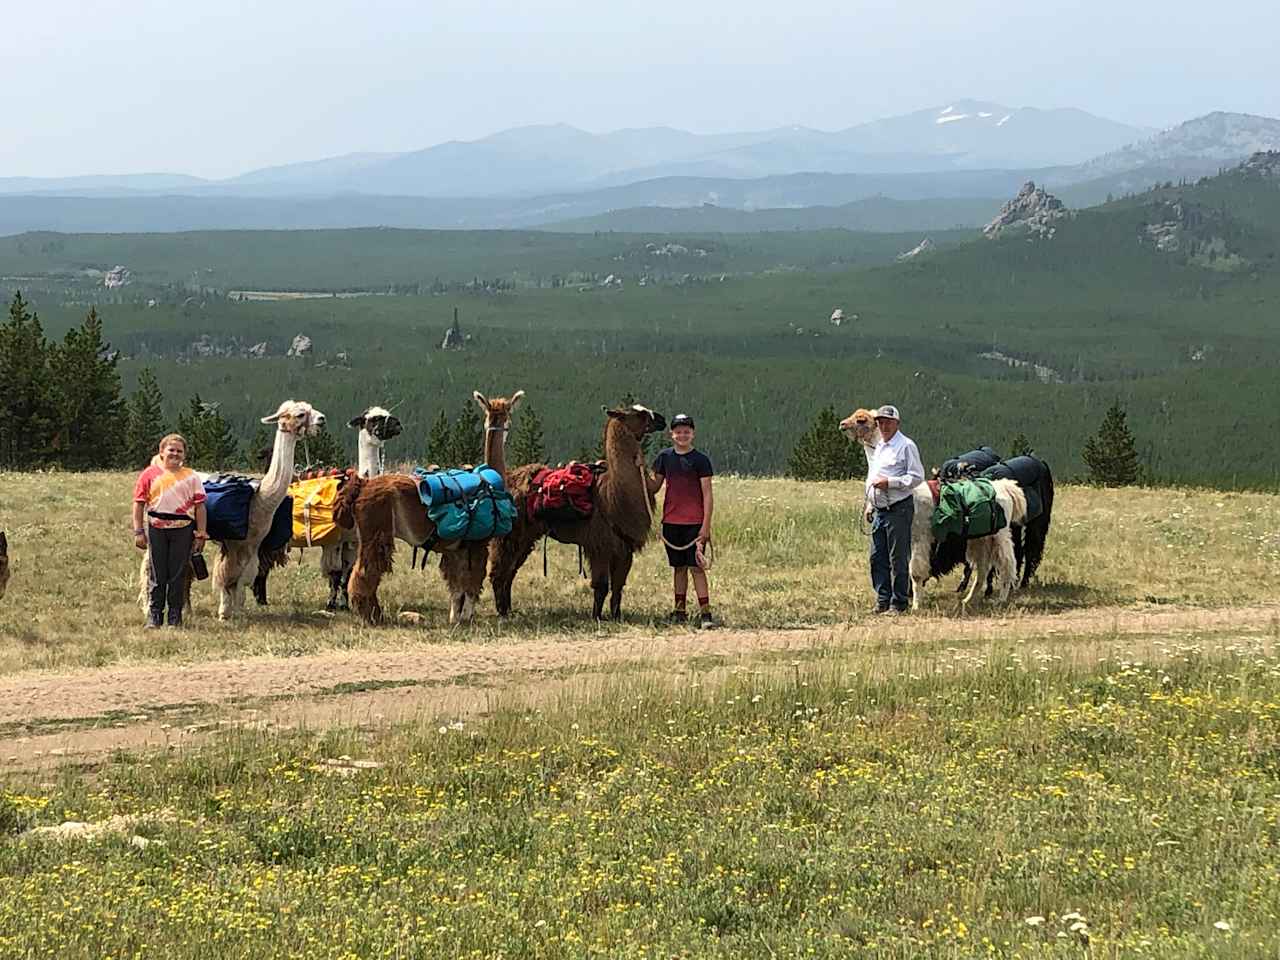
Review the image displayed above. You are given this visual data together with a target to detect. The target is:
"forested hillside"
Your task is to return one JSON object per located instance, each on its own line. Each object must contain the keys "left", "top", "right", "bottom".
{"left": 2, "top": 157, "right": 1277, "bottom": 486}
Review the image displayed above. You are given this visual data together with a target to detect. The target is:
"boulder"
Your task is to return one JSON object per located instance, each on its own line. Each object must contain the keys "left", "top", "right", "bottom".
{"left": 287, "top": 334, "right": 313, "bottom": 357}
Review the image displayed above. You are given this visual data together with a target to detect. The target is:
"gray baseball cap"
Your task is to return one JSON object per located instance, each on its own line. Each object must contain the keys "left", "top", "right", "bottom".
{"left": 874, "top": 405, "right": 901, "bottom": 421}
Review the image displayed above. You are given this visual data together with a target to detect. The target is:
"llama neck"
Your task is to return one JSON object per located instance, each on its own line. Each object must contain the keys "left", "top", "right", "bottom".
{"left": 260, "top": 427, "right": 297, "bottom": 503}
{"left": 483, "top": 418, "right": 507, "bottom": 479}
{"left": 602, "top": 419, "right": 644, "bottom": 496}
{"left": 357, "top": 430, "right": 384, "bottom": 477}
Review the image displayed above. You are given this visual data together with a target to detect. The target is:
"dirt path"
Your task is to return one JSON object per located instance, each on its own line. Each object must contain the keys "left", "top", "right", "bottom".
{"left": 3, "top": 603, "right": 1276, "bottom": 773}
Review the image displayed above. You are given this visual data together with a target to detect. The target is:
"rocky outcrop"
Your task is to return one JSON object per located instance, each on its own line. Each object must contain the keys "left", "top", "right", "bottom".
{"left": 983, "top": 182, "right": 1071, "bottom": 240}
{"left": 1239, "top": 150, "right": 1280, "bottom": 178}
{"left": 896, "top": 237, "right": 934, "bottom": 260}
{"left": 287, "top": 334, "right": 313, "bottom": 357}
{"left": 103, "top": 265, "right": 130, "bottom": 288}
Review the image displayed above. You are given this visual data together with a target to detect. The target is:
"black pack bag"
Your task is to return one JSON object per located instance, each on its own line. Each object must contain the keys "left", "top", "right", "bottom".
{"left": 938, "top": 447, "right": 1002, "bottom": 481}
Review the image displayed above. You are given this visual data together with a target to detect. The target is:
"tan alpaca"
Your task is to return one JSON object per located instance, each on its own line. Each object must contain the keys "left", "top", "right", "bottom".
{"left": 213, "top": 399, "right": 326, "bottom": 620}
{"left": 336, "top": 391, "right": 522, "bottom": 626}
{"left": 489, "top": 403, "right": 665, "bottom": 621}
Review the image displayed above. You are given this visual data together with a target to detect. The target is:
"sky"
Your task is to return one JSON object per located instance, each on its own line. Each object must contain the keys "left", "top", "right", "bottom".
{"left": 3, "top": 0, "right": 1277, "bottom": 179}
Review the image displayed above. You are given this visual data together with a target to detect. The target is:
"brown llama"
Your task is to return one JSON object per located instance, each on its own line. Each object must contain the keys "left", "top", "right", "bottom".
{"left": 489, "top": 403, "right": 665, "bottom": 621}
{"left": 336, "top": 391, "right": 522, "bottom": 625}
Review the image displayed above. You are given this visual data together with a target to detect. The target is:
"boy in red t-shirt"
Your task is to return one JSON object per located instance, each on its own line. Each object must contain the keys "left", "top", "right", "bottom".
{"left": 648, "top": 414, "right": 715, "bottom": 627}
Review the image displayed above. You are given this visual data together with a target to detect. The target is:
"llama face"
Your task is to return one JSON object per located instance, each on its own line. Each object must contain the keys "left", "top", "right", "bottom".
{"left": 839, "top": 408, "right": 878, "bottom": 445}
{"left": 606, "top": 404, "right": 666, "bottom": 437}
{"left": 350, "top": 407, "right": 402, "bottom": 442}
{"left": 472, "top": 390, "right": 525, "bottom": 431}
{"left": 262, "top": 400, "right": 326, "bottom": 436}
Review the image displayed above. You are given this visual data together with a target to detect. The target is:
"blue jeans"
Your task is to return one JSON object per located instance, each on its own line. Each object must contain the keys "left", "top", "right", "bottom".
{"left": 870, "top": 496, "right": 914, "bottom": 611}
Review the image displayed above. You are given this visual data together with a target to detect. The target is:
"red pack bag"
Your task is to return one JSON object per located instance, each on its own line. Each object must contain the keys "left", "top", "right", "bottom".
{"left": 529, "top": 463, "right": 597, "bottom": 524}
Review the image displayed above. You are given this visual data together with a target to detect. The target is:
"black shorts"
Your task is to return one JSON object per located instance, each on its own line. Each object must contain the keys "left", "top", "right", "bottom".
{"left": 662, "top": 522, "right": 701, "bottom": 568}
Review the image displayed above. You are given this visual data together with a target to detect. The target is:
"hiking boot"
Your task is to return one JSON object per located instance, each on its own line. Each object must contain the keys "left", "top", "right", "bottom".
{"left": 144, "top": 618, "right": 162, "bottom": 630}
{"left": 870, "top": 605, "right": 890, "bottom": 616}
{"left": 699, "top": 610, "right": 716, "bottom": 630}
{"left": 668, "top": 610, "right": 688, "bottom": 624}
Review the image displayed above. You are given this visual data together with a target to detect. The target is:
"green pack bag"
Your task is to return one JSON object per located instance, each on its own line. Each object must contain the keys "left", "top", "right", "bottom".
{"left": 931, "top": 478, "right": 1008, "bottom": 542}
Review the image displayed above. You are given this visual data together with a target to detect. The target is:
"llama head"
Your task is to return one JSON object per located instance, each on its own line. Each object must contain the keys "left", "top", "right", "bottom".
{"left": 472, "top": 390, "right": 525, "bottom": 432}
{"left": 605, "top": 403, "right": 666, "bottom": 439}
{"left": 839, "top": 407, "right": 879, "bottom": 445}
{"left": 349, "top": 406, "right": 402, "bottom": 443}
{"left": 262, "top": 399, "right": 326, "bottom": 436}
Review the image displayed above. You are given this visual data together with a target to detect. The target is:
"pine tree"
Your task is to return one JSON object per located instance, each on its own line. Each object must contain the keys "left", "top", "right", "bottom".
{"left": 50, "top": 307, "right": 127, "bottom": 468}
{"left": 508, "top": 402, "right": 545, "bottom": 466}
{"left": 785, "top": 406, "right": 863, "bottom": 481}
{"left": 297, "top": 426, "right": 347, "bottom": 471}
{"left": 178, "top": 395, "right": 240, "bottom": 469}
{"left": 246, "top": 424, "right": 274, "bottom": 470}
{"left": 1082, "top": 400, "right": 1141, "bottom": 486}
{"left": 1007, "top": 432, "right": 1035, "bottom": 458}
{"left": 448, "top": 402, "right": 482, "bottom": 466}
{"left": 124, "top": 368, "right": 167, "bottom": 466}
{"left": 0, "top": 292, "right": 58, "bottom": 468}
{"left": 426, "top": 410, "right": 452, "bottom": 466}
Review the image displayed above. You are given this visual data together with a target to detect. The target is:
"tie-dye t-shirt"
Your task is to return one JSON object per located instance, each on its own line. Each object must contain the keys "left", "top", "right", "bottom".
{"left": 133, "top": 465, "right": 206, "bottom": 528}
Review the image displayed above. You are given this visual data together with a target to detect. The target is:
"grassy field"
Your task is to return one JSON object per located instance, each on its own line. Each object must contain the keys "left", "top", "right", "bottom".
{"left": 2, "top": 475, "right": 1280, "bottom": 957}
{"left": 2, "top": 631, "right": 1278, "bottom": 957}
{"left": 0, "top": 473, "right": 1278, "bottom": 675}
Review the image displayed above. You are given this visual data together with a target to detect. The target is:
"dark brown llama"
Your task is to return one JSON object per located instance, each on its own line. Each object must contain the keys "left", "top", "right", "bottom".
{"left": 489, "top": 403, "right": 665, "bottom": 620}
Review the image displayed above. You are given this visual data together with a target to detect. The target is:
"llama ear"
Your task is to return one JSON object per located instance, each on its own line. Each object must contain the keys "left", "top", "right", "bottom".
{"left": 510, "top": 390, "right": 525, "bottom": 410}
{"left": 261, "top": 412, "right": 281, "bottom": 424}
{"left": 473, "top": 391, "right": 489, "bottom": 410}
{"left": 347, "top": 415, "right": 366, "bottom": 430}
{"left": 605, "top": 407, "right": 624, "bottom": 420}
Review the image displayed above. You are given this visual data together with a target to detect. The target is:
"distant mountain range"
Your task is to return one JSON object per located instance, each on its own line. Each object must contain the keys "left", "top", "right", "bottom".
{"left": 2, "top": 106, "right": 1278, "bottom": 235}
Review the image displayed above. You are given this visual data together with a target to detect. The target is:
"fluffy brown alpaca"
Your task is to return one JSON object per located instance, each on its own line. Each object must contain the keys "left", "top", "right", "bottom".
{"left": 489, "top": 403, "right": 665, "bottom": 620}
{"left": 0, "top": 532, "right": 10, "bottom": 600}
{"left": 336, "top": 391, "right": 522, "bottom": 625}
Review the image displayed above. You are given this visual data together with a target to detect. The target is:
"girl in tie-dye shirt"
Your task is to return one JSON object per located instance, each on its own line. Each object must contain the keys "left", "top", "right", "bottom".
{"left": 132, "top": 434, "right": 207, "bottom": 628}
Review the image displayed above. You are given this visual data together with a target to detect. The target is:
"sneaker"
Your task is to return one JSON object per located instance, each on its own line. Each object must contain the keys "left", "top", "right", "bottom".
{"left": 871, "top": 605, "right": 890, "bottom": 615}
{"left": 668, "top": 610, "right": 688, "bottom": 624}
{"left": 699, "top": 610, "right": 716, "bottom": 630}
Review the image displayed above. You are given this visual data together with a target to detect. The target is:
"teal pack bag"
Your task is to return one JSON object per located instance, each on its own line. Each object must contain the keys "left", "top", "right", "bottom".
{"left": 931, "top": 477, "right": 1008, "bottom": 542}
{"left": 415, "top": 465, "right": 516, "bottom": 541}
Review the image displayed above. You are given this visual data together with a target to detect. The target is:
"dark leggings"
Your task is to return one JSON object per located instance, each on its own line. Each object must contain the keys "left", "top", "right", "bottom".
{"left": 147, "top": 525, "right": 194, "bottom": 624}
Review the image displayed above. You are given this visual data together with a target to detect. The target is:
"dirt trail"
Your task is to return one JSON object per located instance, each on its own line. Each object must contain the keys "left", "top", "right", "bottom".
{"left": 2, "top": 603, "right": 1276, "bottom": 773}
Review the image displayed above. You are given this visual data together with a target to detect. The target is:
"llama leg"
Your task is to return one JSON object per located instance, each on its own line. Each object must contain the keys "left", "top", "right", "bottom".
{"left": 339, "top": 540, "right": 356, "bottom": 610}
{"left": 909, "top": 546, "right": 931, "bottom": 612}
{"left": 252, "top": 566, "right": 269, "bottom": 606}
{"left": 961, "top": 543, "right": 986, "bottom": 609}
{"left": 995, "top": 532, "right": 1017, "bottom": 603}
{"left": 489, "top": 529, "right": 538, "bottom": 617}
{"left": 956, "top": 562, "right": 973, "bottom": 594}
{"left": 608, "top": 549, "right": 634, "bottom": 621}
{"left": 1011, "top": 524, "right": 1025, "bottom": 588}
{"left": 349, "top": 541, "right": 386, "bottom": 625}
{"left": 137, "top": 552, "right": 151, "bottom": 614}
{"left": 588, "top": 552, "right": 611, "bottom": 621}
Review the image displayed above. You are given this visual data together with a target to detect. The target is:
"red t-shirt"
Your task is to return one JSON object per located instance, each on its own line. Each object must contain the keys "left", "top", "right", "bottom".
{"left": 653, "top": 447, "right": 714, "bottom": 524}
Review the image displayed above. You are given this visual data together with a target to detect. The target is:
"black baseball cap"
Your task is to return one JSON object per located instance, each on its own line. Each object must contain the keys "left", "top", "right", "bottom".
{"left": 671, "top": 414, "right": 695, "bottom": 429}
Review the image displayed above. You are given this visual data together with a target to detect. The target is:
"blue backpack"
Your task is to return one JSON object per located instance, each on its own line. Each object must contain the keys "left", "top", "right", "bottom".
{"left": 414, "top": 465, "right": 516, "bottom": 542}
{"left": 203, "top": 474, "right": 256, "bottom": 542}
{"left": 263, "top": 496, "right": 294, "bottom": 551}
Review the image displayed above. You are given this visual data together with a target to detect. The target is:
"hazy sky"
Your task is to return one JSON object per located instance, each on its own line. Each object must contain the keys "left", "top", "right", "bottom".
{"left": 3, "top": 0, "right": 1276, "bottom": 178}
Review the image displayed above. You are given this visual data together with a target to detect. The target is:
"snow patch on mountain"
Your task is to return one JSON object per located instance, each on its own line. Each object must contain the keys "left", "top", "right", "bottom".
{"left": 936, "top": 114, "right": 969, "bottom": 125}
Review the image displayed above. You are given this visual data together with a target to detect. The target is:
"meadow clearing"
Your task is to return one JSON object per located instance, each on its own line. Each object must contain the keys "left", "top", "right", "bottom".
{"left": 0, "top": 474, "right": 1278, "bottom": 957}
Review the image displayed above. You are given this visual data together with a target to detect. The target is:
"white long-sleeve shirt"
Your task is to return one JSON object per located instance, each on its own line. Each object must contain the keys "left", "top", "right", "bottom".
{"left": 865, "top": 430, "right": 925, "bottom": 509}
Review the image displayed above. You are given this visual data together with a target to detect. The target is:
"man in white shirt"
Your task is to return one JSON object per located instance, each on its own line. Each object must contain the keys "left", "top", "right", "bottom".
{"left": 863, "top": 405, "right": 925, "bottom": 613}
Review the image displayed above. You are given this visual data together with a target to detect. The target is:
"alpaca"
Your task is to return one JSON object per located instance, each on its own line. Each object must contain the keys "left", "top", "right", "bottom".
{"left": 336, "top": 391, "right": 523, "bottom": 626}
{"left": 839, "top": 407, "right": 937, "bottom": 611}
{"left": 959, "top": 478, "right": 1028, "bottom": 606}
{"left": 0, "top": 531, "right": 9, "bottom": 600}
{"left": 489, "top": 403, "right": 665, "bottom": 621}
{"left": 213, "top": 399, "right": 326, "bottom": 620}
{"left": 251, "top": 405, "right": 402, "bottom": 610}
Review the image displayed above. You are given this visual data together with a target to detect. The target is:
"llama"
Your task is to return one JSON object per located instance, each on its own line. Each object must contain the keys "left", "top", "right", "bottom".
{"left": 0, "top": 531, "right": 9, "bottom": 600}
{"left": 251, "top": 405, "right": 402, "bottom": 610}
{"left": 839, "top": 407, "right": 938, "bottom": 611}
{"left": 959, "top": 478, "right": 1028, "bottom": 606}
{"left": 336, "top": 391, "right": 523, "bottom": 626}
{"left": 213, "top": 399, "right": 326, "bottom": 620}
{"left": 489, "top": 403, "right": 665, "bottom": 621}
